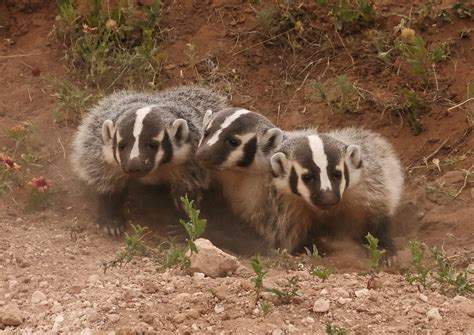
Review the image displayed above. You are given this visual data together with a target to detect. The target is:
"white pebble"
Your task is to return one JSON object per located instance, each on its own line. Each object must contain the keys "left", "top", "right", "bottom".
{"left": 427, "top": 307, "right": 442, "bottom": 320}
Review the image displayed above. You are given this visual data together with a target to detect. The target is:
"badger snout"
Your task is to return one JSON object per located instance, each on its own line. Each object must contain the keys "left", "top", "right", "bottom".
{"left": 312, "top": 191, "right": 339, "bottom": 208}
{"left": 124, "top": 158, "right": 148, "bottom": 176}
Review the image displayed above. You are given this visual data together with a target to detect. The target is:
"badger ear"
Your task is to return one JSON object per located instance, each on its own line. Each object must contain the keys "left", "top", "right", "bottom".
{"left": 102, "top": 119, "right": 115, "bottom": 145}
{"left": 260, "top": 128, "right": 283, "bottom": 154}
{"left": 345, "top": 145, "right": 362, "bottom": 169}
{"left": 169, "top": 119, "right": 189, "bottom": 143}
{"left": 202, "top": 109, "right": 213, "bottom": 129}
{"left": 270, "top": 152, "right": 289, "bottom": 177}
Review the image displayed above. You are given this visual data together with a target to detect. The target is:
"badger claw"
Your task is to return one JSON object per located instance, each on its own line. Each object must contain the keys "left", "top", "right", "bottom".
{"left": 96, "top": 216, "right": 126, "bottom": 237}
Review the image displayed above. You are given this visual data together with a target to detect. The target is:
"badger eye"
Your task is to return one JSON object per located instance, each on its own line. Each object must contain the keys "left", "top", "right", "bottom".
{"left": 227, "top": 138, "right": 241, "bottom": 147}
{"left": 333, "top": 170, "right": 342, "bottom": 180}
{"left": 302, "top": 174, "right": 313, "bottom": 183}
{"left": 117, "top": 142, "right": 126, "bottom": 151}
{"left": 147, "top": 141, "right": 159, "bottom": 150}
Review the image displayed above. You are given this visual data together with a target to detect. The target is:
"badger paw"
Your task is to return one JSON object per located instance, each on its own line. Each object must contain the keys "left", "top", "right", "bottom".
{"left": 96, "top": 216, "right": 126, "bottom": 237}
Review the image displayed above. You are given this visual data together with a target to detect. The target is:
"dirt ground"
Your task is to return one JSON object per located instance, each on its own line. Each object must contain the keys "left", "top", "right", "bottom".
{"left": 0, "top": 0, "right": 473, "bottom": 333}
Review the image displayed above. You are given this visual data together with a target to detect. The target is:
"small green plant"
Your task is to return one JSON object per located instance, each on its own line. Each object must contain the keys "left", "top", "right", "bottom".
{"left": 405, "top": 241, "right": 430, "bottom": 288}
{"left": 452, "top": 0, "right": 472, "bottom": 19}
{"left": 179, "top": 195, "right": 207, "bottom": 255}
{"left": 311, "top": 75, "right": 358, "bottom": 113}
{"left": 317, "top": 0, "right": 376, "bottom": 30}
{"left": 250, "top": 255, "right": 301, "bottom": 304}
{"left": 326, "top": 323, "right": 348, "bottom": 335}
{"left": 259, "top": 301, "right": 272, "bottom": 316}
{"left": 102, "top": 223, "right": 150, "bottom": 272}
{"left": 251, "top": 255, "right": 267, "bottom": 299}
{"left": 256, "top": 4, "right": 305, "bottom": 37}
{"left": 55, "top": 0, "right": 163, "bottom": 89}
{"left": 0, "top": 154, "right": 20, "bottom": 193}
{"left": 401, "top": 88, "right": 427, "bottom": 134}
{"left": 5, "top": 122, "right": 33, "bottom": 156}
{"left": 431, "top": 246, "right": 473, "bottom": 294}
{"left": 310, "top": 266, "right": 335, "bottom": 281}
{"left": 156, "top": 239, "right": 190, "bottom": 269}
{"left": 394, "top": 35, "right": 450, "bottom": 85}
{"left": 52, "top": 78, "right": 95, "bottom": 125}
{"left": 363, "top": 233, "right": 385, "bottom": 272}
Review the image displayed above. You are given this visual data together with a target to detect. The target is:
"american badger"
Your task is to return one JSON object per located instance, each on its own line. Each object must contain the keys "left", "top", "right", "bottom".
{"left": 71, "top": 86, "right": 227, "bottom": 234}
{"left": 270, "top": 128, "right": 404, "bottom": 253}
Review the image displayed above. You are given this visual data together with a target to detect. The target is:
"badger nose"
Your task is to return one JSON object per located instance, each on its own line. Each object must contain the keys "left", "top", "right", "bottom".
{"left": 125, "top": 158, "right": 145, "bottom": 174}
{"left": 312, "top": 191, "right": 339, "bottom": 208}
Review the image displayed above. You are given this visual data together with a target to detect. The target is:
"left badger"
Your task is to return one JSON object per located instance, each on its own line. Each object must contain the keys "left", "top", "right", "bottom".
{"left": 71, "top": 86, "right": 228, "bottom": 235}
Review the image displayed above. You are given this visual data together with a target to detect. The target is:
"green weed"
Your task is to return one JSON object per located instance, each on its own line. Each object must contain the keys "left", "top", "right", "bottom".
{"left": 326, "top": 323, "right": 348, "bottom": 335}
{"left": 310, "top": 266, "right": 335, "bottom": 281}
{"left": 363, "top": 232, "right": 385, "bottom": 272}
{"left": 405, "top": 241, "right": 430, "bottom": 288}
{"left": 311, "top": 75, "right": 358, "bottom": 113}
{"left": 317, "top": 0, "right": 376, "bottom": 31}
{"left": 179, "top": 195, "right": 207, "bottom": 255}
{"left": 394, "top": 35, "right": 450, "bottom": 85}
{"left": 156, "top": 239, "right": 190, "bottom": 269}
{"left": 102, "top": 223, "right": 150, "bottom": 272}
{"left": 52, "top": 78, "right": 95, "bottom": 125}
{"left": 259, "top": 301, "right": 273, "bottom": 316}
{"left": 55, "top": 0, "right": 163, "bottom": 90}
{"left": 250, "top": 255, "right": 301, "bottom": 304}
{"left": 431, "top": 246, "right": 473, "bottom": 294}
{"left": 5, "top": 122, "right": 33, "bottom": 156}
{"left": 452, "top": 0, "right": 472, "bottom": 19}
{"left": 401, "top": 88, "right": 426, "bottom": 134}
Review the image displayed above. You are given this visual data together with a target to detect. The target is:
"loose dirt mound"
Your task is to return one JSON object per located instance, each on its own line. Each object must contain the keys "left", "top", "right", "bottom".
{"left": 0, "top": 0, "right": 473, "bottom": 333}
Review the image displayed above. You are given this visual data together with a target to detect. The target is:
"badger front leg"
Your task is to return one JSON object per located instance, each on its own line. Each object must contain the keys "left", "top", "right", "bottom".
{"left": 96, "top": 189, "right": 128, "bottom": 236}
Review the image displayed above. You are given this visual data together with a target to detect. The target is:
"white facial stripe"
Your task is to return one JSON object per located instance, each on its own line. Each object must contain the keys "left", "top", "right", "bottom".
{"left": 206, "top": 109, "right": 250, "bottom": 146}
{"left": 294, "top": 162, "right": 312, "bottom": 201}
{"left": 129, "top": 106, "right": 153, "bottom": 159}
{"left": 223, "top": 133, "right": 255, "bottom": 167}
{"left": 307, "top": 135, "right": 331, "bottom": 191}
{"left": 115, "top": 132, "right": 122, "bottom": 164}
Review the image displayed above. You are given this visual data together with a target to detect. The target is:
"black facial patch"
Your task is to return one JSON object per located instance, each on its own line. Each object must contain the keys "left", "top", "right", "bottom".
{"left": 260, "top": 129, "right": 278, "bottom": 154}
{"left": 289, "top": 166, "right": 300, "bottom": 196}
{"left": 159, "top": 131, "right": 173, "bottom": 165}
{"left": 343, "top": 162, "right": 350, "bottom": 190}
{"left": 199, "top": 108, "right": 272, "bottom": 168}
{"left": 237, "top": 136, "right": 257, "bottom": 167}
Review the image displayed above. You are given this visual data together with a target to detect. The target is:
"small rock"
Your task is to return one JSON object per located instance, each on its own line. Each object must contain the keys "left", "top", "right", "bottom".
{"left": 302, "top": 316, "right": 315, "bottom": 324}
{"left": 458, "top": 301, "right": 474, "bottom": 317}
{"left": 418, "top": 294, "right": 429, "bottom": 303}
{"left": 173, "top": 313, "right": 186, "bottom": 324}
{"left": 143, "top": 313, "right": 154, "bottom": 324}
{"left": 355, "top": 288, "right": 369, "bottom": 298}
{"left": 142, "top": 281, "right": 159, "bottom": 294}
{"left": 0, "top": 302, "right": 23, "bottom": 326}
{"left": 67, "top": 285, "right": 83, "bottom": 295}
{"left": 287, "top": 324, "right": 297, "bottom": 333}
{"left": 453, "top": 295, "right": 468, "bottom": 303}
{"left": 31, "top": 291, "right": 46, "bottom": 304}
{"left": 338, "top": 297, "right": 352, "bottom": 305}
{"left": 313, "top": 298, "right": 330, "bottom": 313}
{"left": 54, "top": 314, "right": 64, "bottom": 323}
{"left": 188, "top": 239, "right": 240, "bottom": 278}
{"left": 320, "top": 288, "right": 329, "bottom": 295}
{"left": 214, "top": 305, "right": 225, "bottom": 314}
{"left": 193, "top": 272, "right": 205, "bottom": 280}
{"left": 336, "top": 289, "right": 349, "bottom": 298}
{"left": 8, "top": 280, "right": 18, "bottom": 291}
{"left": 108, "top": 314, "right": 120, "bottom": 323}
{"left": 88, "top": 274, "right": 100, "bottom": 285}
{"left": 367, "top": 277, "right": 382, "bottom": 290}
{"left": 272, "top": 329, "right": 284, "bottom": 335}
{"left": 427, "top": 307, "right": 442, "bottom": 320}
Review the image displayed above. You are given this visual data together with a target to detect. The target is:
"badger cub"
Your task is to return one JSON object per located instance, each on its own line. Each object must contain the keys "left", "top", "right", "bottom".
{"left": 270, "top": 128, "right": 404, "bottom": 253}
{"left": 71, "top": 86, "right": 227, "bottom": 234}
{"left": 195, "top": 108, "right": 283, "bottom": 240}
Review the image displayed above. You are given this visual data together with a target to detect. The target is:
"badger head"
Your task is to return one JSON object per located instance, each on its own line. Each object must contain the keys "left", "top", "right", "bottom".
{"left": 101, "top": 105, "right": 191, "bottom": 177}
{"left": 195, "top": 108, "right": 283, "bottom": 172}
{"left": 270, "top": 134, "right": 363, "bottom": 209}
